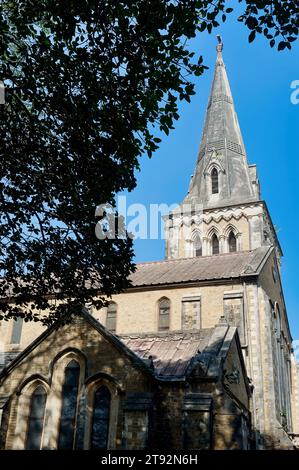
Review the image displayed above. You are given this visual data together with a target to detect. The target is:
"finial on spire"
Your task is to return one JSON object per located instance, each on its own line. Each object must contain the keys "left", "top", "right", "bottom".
{"left": 216, "top": 35, "right": 223, "bottom": 53}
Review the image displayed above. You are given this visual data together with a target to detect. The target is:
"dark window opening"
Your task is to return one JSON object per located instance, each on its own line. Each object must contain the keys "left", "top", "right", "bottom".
{"left": 158, "top": 298, "right": 170, "bottom": 331}
{"left": 211, "top": 168, "right": 219, "bottom": 194}
{"left": 26, "top": 385, "right": 47, "bottom": 450}
{"left": 58, "top": 360, "right": 80, "bottom": 450}
{"left": 228, "top": 232, "right": 237, "bottom": 252}
{"left": 106, "top": 302, "right": 117, "bottom": 333}
{"left": 194, "top": 234, "right": 202, "bottom": 257}
{"left": 212, "top": 234, "right": 219, "bottom": 255}
{"left": 90, "top": 386, "right": 111, "bottom": 450}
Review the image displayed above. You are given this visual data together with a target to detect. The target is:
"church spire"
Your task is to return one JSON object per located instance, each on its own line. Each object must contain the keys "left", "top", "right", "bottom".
{"left": 165, "top": 39, "right": 281, "bottom": 261}
{"left": 184, "top": 37, "right": 260, "bottom": 208}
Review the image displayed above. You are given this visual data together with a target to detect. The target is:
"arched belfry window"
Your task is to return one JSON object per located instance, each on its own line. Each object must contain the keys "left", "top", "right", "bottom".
{"left": 158, "top": 297, "right": 170, "bottom": 331}
{"left": 211, "top": 168, "right": 219, "bottom": 194}
{"left": 212, "top": 234, "right": 219, "bottom": 255}
{"left": 58, "top": 360, "right": 80, "bottom": 450}
{"left": 228, "top": 232, "right": 237, "bottom": 253}
{"left": 25, "top": 385, "right": 47, "bottom": 450}
{"left": 106, "top": 302, "right": 117, "bottom": 333}
{"left": 193, "top": 233, "right": 202, "bottom": 257}
{"left": 90, "top": 386, "right": 111, "bottom": 449}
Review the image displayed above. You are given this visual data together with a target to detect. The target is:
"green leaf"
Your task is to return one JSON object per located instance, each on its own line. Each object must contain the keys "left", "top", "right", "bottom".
{"left": 278, "top": 41, "right": 286, "bottom": 51}
{"left": 248, "top": 30, "right": 256, "bottom": 43}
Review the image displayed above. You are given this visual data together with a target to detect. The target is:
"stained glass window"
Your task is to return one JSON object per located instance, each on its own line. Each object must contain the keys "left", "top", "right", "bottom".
{"left": 90, "top": 386, "right": 111, "bottom": 449}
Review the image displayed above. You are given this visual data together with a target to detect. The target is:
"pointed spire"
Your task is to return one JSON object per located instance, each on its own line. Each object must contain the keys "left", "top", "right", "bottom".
{"left": 184, "top": 38, "right": 259, "bottom": 208}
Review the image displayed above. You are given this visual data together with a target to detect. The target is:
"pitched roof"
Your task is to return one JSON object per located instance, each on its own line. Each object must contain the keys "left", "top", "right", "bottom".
{"left": 120, "top": 330, "right": 213, "bottom": 378}
{"left": 129, "top": 246, "right": 272, "bottom": 288}
{"left": 120, "top": 322, "right": 247, "bottom": 382}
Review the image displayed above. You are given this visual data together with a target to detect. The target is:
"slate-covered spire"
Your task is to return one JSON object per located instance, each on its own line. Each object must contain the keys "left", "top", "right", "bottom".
{"left": 184, "top": 37, "right": 260, "bottom": 208}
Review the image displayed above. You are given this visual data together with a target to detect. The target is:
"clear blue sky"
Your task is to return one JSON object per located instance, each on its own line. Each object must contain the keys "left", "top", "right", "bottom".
{"left": 120, "top": 9, "right": 299, "bottom": 340}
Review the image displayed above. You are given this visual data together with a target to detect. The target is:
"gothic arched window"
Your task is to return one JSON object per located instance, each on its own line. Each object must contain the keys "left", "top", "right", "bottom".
{"left": 58, "top": 360, "right": 80, "bottom": 450}
{"left": 228, "top": 232, "right": 237, "bottom": 253}
{"left": 90, "top": 386, "right": 111, "bottom": 449}
{"left": 158, "top": 297, "right": 170, "bottom": 331}
{"left": 26, "top": 385, "right": 47, "bottom": 450}
{"left": 212, "top": 234, "right": 219, "bottom": 255}
{"left": 106, "top": 302, "right": 117, "bottom": 333}
{"left": 211, "top": 168, "right": 219, "bottom": 194}
{"left": 193, "top": 233, "right": 202, "bottom": 257}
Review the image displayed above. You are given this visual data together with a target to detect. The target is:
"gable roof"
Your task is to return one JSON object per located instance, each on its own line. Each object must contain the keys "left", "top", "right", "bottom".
{"left": 129, "top": 246, "right": 273, "bottom": 288}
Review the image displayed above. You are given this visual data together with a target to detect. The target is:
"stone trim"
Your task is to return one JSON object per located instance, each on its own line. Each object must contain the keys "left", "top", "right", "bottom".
{"left": 223, "top": 291, "right": 243, "bottom": 299}
{"left": 183, "top": 393, "right": 213, "bottom": 412}
{"left": 181, "top": 295, "right": 201, "bottom": 302}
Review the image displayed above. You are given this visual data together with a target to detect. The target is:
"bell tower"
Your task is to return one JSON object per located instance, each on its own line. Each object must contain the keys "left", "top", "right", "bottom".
{"left": 164, "top": 38, "right": 282, "bottom": 262}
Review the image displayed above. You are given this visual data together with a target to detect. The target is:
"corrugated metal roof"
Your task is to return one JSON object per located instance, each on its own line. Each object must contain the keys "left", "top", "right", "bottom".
{"left": 129, "top": 247, "right": 271, "bottom": 288}
{"left": 120, "top": 330, "right": 213, "bottom": 378}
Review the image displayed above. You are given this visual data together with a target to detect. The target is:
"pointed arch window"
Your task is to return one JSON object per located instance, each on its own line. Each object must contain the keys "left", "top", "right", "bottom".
{"left": 211, "top": 168, "right": 219, "bottom": 194}
{"left": 193, "top": 233, "right": 202, "bottom": 257}
{"left": 158, "top": 297, "right": 170, "bottom": 331}
{"left": 106, "top": 302, "right": 117, "bottom": 333}
{"left": 212, "top": 234, "right": 219, "bottom": 255}
{"left": 25, "top": 385, "right": 47, "bottom": 450}
{"left": 228, "top": 232, "right": 237, "bottom": 253}
{"left": 58, "top": 360, "right": 80, "bottom": 450}
{"left": 90, "top": 385, "right": 111, "bottom": 449}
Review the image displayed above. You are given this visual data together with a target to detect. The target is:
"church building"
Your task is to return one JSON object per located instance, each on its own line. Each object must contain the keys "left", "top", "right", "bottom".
{"left": 0, "top": 40, "right": 298, "bottom": 450}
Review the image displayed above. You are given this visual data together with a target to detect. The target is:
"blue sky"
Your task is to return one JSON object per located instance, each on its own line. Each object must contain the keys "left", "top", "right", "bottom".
{"left": 120, "top": 9, "right": 299, "bottom": 340}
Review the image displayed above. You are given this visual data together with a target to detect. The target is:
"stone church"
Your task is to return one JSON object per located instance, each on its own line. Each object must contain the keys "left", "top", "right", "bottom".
{"left": 0, "top": 41, "right": 299, "bottom": 451}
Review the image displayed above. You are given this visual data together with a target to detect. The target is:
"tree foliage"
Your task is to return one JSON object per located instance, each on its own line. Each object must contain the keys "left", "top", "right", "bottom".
{"left": 0, "top": 1, "right": 297, "bottom": 324}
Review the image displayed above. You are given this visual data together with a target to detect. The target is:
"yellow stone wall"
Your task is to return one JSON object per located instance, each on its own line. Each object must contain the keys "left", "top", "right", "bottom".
{"left": 0, "top": 282, "right": 245, "bottom": 351}
{"left": 1, "top": 318, "right": 154, "bottom": 450}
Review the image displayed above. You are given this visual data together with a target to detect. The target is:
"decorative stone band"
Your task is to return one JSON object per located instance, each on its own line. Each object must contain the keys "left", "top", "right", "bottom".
{"left": 198, "top": 139, "right": 244, "bottom": 160}
{"left": 208, "top": 93, "right": 233, "bottom": 108}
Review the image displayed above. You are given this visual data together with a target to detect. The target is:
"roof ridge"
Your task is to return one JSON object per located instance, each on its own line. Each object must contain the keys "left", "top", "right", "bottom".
{"left": 135, "top": 250, "right": 253, "bottom": 267}
{"left": 119, "top": 328, "right": 214, "bottom": 339}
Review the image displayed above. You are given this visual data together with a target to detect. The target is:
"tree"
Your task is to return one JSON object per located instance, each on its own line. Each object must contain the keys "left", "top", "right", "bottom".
{"left": 0, "top": 1, "right": 298, "bottom": 324}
